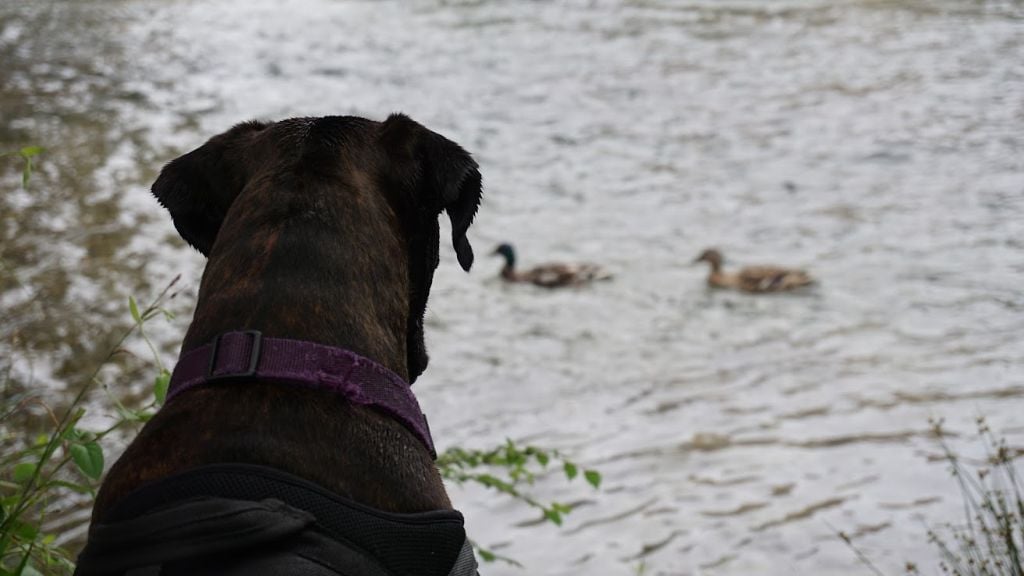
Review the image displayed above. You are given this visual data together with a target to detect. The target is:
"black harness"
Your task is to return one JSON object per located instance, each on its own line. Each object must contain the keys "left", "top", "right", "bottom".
{"left": 75, "top": 464, "right": 478, "bottom": 576}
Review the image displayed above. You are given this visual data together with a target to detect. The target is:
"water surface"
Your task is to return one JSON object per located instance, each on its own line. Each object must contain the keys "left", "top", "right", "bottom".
{"left": 1, "top": 0, "right": 1022, "bottom": 573}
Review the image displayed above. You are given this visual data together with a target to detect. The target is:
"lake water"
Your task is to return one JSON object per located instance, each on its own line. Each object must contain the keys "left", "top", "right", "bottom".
{"left": 1, "top": 0, "right": 1023, "bottom": 574}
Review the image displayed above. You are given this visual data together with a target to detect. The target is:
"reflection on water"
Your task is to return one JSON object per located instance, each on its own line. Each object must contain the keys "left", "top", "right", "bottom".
{"left": 0, "top": 2, "right": 191, "bottom": 391}
{"left": 2, "top": 0, "right": 1023, "bottom": 573}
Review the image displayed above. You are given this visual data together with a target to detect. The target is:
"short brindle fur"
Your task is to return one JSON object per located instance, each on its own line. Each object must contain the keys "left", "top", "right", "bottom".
{"left": 93, "top": 114, "right": 482, "bottom": 521}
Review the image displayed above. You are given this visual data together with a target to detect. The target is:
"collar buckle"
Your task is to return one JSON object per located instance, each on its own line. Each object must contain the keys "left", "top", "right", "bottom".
{"left": 207, "top": 330, "right": 263, "bottom": 381}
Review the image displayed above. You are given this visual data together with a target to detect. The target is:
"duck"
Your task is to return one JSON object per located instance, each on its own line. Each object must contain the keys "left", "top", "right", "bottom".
{"left": 694, "top": 248, "right": 814, "bottom": 293}
{"left": 492, "top": 243, "right": 612, "bottom": 288}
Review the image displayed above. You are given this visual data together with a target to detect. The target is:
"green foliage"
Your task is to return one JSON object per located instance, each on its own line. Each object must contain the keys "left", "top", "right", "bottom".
{"left": 12, "top": 464, "right": 38, "bottom": 485}
{"left": 0, "top": 280, "right": 178, "bottom": 575}
{"left": 437, "top": 439, "right": 603, "bottom": 563}
{"left": 564, "top": 461, "right": 577, "bottom": 480}
{"left": 68, "top": 443, "right": 103, "bottom": 481}
{"left": 2, "top": 146, "right": 45, "bottom": 190}
{"left": 128, "top": 296, "right": 141, "bottom": 324}
{"left": 153, "top": 370, "right": 170, "bottom": 406}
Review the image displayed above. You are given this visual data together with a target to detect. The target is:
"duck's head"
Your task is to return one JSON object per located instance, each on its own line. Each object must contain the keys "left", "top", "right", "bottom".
{"left": 492, "top": 243, "right": 516, "bottom": 266}
{"left": 694, "top": 248, "right": 724, "bottom": 267}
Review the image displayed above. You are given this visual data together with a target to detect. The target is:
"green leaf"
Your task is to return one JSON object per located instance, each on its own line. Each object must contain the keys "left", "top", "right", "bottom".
{"left": 536, "top": 451, "right": 550, "bottom": 466}
{"left": 12, "top": 519, "right": 39, "bottom": 540}
{"left": 473, "top": 473, "right": 514, "bottom": 494}
{"left": 584, "top": 469, "right": 602, "bottom": 489}
{"left": 12, "top": 462, "right": 37, "bottom": 484}
{"left": 154, "top": 369, "right": 170, "bottom": 404}
{"left": 21, "top": 160, "right": 31, "bottom": 189}
{"left": 563, "top": 461, "right": 578, "bottom": 481}
{"left": 551, "top": 502, "right": 572, "bottom": 514}
{"left": 70, "top": 442, "right": 104, "bottom": 480}
{"left": 477, "top": 548, "right": 496, "bottom": 562}
{"left": 69, "top": 407, "right": 87, "bottom": 427}
{"left": 128, "top": 296, "right": 141, "bottom": 324}
{"left": 113, "top": 403, "right": 138, "bottom": 422}
{"left": 543, "top": 508, "right": 563, "bottom": 526}
{"left": 19, "top": 146, "right": 43, "bottom": 158}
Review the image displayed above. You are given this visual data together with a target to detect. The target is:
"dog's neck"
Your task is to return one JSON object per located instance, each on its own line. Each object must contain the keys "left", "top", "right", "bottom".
{"left": 181, "top": 200, "right": 412, "bottom": 381}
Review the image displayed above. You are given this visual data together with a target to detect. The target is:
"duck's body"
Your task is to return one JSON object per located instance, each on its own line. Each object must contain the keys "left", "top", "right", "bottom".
{"left": 695, "top": 249, "right": 814, "bottom": 293}
{"left": 493, "top": 243, "right": 611, "bottom": 288}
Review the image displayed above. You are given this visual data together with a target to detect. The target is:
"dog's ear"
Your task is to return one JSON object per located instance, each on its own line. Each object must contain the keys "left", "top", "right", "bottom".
{"left": 378, "top": 114, "right": 483, "bottom": 382}
{"left": 379, "top": 113, "right": 482, "bottom": 271}
{"left": 151, "top": 121, "right": 266, "bottom": 256}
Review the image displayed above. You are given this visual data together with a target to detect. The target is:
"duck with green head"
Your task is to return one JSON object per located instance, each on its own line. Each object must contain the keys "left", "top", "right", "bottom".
{"left": 694, "top": 248, "right": 814, "bottom": 293}
{"left": 492, "top": 243, "right": 611, "bottom": 288}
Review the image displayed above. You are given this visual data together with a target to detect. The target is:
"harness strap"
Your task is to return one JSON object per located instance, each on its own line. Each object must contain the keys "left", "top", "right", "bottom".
{"left": 167, "top": 331, "right": 435, "bottom": 457}
{"left": 75, "top": 497, "right": 315, "bottom": 575}
{"left": 77, "top": 464, "right": 476, "bottom": 576}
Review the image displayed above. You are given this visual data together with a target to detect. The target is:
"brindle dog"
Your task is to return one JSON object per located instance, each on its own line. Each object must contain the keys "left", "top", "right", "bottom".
{"left": 82, "top": 114, "right": 482, "bottom": 574}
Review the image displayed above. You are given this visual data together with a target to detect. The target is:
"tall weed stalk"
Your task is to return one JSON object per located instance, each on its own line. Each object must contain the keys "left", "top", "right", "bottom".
{"left": 924, "top": 417, "right": 1024, "bottom": 576}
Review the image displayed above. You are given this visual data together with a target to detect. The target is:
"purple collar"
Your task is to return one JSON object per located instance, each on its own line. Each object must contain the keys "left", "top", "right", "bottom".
{"left": 167, "top": 331, "right": 435, "bottom": 458}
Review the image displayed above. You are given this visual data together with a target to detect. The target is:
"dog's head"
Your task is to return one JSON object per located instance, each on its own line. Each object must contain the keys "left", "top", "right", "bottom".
{"left": 152, "top": 114, "right": 482, "bottom": 382}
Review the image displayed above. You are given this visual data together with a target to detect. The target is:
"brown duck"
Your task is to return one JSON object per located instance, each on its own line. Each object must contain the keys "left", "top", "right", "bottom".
{"left": 694, "top": 248, "right": 814, "bottom": 293}
{"left": 493, "top": 243, "right": 611, "bottom": 288}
